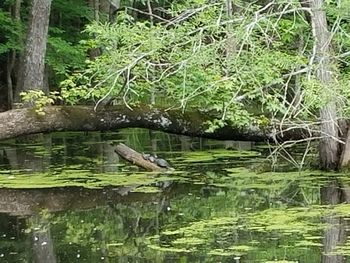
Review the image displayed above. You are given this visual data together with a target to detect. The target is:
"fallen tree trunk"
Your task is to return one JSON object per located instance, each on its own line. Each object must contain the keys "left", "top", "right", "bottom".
{"left": 115, "top": 143, "right": 166, "bottom": 172}
{"left": 0, "top": 105, "right": 313, "bottom": 141}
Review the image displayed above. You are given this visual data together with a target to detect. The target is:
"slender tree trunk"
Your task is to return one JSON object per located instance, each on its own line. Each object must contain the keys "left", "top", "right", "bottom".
{"left": 147, "top": 0, "right": 156, "bottom": 105}
{"left": 109, "top": 0, "right": 120, "bottom": 22}
{"left": 6, "top": 0, "right": 22, "bottom": 109}
{"left": 100, "top": 0, "right": 110, "bottom": 19}
{"left": 340, "top": 129, "right": 350, "bottom": 169}
{"left": 225, "top": 0, "right": 236, "bottom": 68}
{"left": 15, "top": 0, "right": 52, "bottom": 103}
{"left": 94, "top": 0, "right": 100, "bottom": 21}
{"left": 88, "top": 0, "right": 102, "bottom": 59}
{"left": 290, "top": 35, "right": 304, "bottom": 116}
{"left": 310, "top": 0, "right": 339, "bottom": 170}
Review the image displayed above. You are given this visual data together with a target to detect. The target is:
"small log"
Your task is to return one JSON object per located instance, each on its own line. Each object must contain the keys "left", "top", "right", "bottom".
{"left": 115, "top": 143, "right": 166, "bottom": 172}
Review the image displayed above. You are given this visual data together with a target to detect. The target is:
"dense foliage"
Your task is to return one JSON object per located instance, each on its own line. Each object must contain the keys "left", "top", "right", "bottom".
{"left": 0, "top": 0, "right": 349, "bottom": 130}
{"left": 0, "top": 0, "right": 350, "bottom": 146}
{"left": 58, "top": 0, "right": 350, "bottom": 129}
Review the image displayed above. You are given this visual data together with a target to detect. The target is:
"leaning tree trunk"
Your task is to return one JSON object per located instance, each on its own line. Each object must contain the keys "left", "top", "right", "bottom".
{"left": 15, "top": 0, "right": 51, "bottom": 103}
{"left": 310, "top": 0, "right": 339, "bottom": 170}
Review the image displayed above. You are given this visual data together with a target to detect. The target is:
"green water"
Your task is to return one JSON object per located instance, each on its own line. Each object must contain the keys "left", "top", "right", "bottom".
{"left": 0, "top": 129, "right": 349, "bottom": 262}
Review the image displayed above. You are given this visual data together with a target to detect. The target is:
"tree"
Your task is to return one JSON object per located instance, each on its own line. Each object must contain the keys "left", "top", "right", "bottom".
{"left": 6, "top": 0, "right": 22, "bottom": 109}
{"left": 309, "top": 0, "right": 339, "bottom": 170}
{"left": 57, "top": 0, "right": 350, "bottom": 170}
{"left": 15, "top": 0, "right": 52, "bottom": 103}
{"left": 0, "top": 1, "right": 23, "bottom": 110}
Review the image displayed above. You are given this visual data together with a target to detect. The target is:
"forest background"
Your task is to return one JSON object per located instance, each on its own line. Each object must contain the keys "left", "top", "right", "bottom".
{"left": 0, "top": 0, "right": 349, "bottom": 170}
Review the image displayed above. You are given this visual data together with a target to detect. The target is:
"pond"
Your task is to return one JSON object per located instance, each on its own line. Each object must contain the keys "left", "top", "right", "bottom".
{"left": 0, "top": 129, "right": 349, "bottom": 262}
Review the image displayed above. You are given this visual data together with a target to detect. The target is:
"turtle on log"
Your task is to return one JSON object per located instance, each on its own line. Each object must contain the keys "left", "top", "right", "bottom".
{"left": 142, "top": 153, "right": 172, "bottom": 169}
{"left": 155, "top": 158, "right": 171, "bottom": 169}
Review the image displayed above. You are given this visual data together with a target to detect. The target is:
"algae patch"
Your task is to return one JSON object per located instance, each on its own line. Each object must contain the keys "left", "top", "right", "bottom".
{"left": 176, "top": 149, "right": 261, "bottom": 164}
{"left": 0, "top": 170, "right": 179, "bottom": 189}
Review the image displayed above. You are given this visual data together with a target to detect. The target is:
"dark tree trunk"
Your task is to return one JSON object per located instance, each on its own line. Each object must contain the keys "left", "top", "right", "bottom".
{"left": 109, "top": 0, "right": 121, "bottom": 22}
{"left": 15, "top": 0, "right": 52, "bottom": 102}
{"left": 6, "top": 0, "right": 22, "bottom": 109}
{"left": 310, "top": 0, "right": 339, "bottom": 170}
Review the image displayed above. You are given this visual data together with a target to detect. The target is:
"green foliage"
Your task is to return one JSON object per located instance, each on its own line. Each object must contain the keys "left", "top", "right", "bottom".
{"left": 61, "top": 1, "right": 321, "bottom": 129}
{"left": 0, "top": 9, "right": 23, "bottom": 54}
{"left": 51, "top": 0, "right": 93, "bottom": 23}
{"left": 46, "top": 34, "right": 87, "bottom": 83}
{"left": 20, "top": 90, "right": 62, "bottom": 116}
{"left": 0, "top": 0, "right": 349, "bottom": 131}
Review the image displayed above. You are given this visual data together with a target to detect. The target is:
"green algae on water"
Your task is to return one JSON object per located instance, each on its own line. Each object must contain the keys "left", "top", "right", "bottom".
{"left": 131, "top": 186, "right": 162, "bottom": 193}
{"left": 0, "top": 170, "right": 180, "bottom": 189}
{"left": 178, "top": 149, "right": 261, "bottom": 163}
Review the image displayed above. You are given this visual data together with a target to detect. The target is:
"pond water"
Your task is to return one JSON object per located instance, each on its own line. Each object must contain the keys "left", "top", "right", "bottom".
{"left": 0, "top": 129, "right": 350, "bottom": 262}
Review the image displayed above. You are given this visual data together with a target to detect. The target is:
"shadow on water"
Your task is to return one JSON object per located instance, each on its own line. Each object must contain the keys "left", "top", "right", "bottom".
{"left": 0, "top": 129, "right": 350, "bottom": 262}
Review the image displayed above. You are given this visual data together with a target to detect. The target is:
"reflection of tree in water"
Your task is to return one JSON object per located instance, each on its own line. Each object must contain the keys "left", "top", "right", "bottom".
{"left": 3, "top": 134, "right": 52, "bottom": 173}
{"left": 3, "top": 131, "right": 350, "bottom": 261}
{"left": 31, "top": 214, "right": 57, "bottom": 263}
{"left": 321, "top": 179, "right": 347, "bottom": 263}
{"left": 2, "top": 177, "right": 350, "bottom": 262}
{"left": 0, "top": 183, "right": 178, "bottom": 262}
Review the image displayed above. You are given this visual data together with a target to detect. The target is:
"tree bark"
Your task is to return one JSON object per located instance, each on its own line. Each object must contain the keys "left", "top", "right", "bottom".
{"left": 309, "top": 0, "right": 339, "bottom": 170}
{"left": 109, "top": 0, "right": 121, "bottom": 22}
{"left": 115, "top": 143, "right": 166, "bottom": 171}
{"left": 0, "top": 105, "right": 310, "bottom": 141}
{"left": 15, "top": 0, "right": 51, "bottom": 102}
{"left": 339, "top": 121, "right": 350, "bottom": 170}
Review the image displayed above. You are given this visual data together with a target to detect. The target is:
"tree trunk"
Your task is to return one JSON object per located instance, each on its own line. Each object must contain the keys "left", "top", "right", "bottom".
{"left": 6, "top": 0, "right": 22, "bottom": 109}
{"left": 0, "top": 105, "right": 309, "bottom": 141}
{"left": 100, "top": 0, "right": 110, "bottom": 19}
{"left": 109, "top": 0, "right": 121, "bottom": 22}
{"left": 15, "top": 0, "right": 51, "bottom": 103}
{"left": 225, "top": 0, "right": 236, "bottom": 59}
{"left": 88, "top": 0, "right": 102, "bottom": 59}
{"left": 310, "top": 0, "right": 339, "bottom": 170}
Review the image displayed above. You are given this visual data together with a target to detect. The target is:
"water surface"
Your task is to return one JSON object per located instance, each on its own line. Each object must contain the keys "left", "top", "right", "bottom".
{"left": 0, "top": 130, "right": 349, "bottom": 262}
